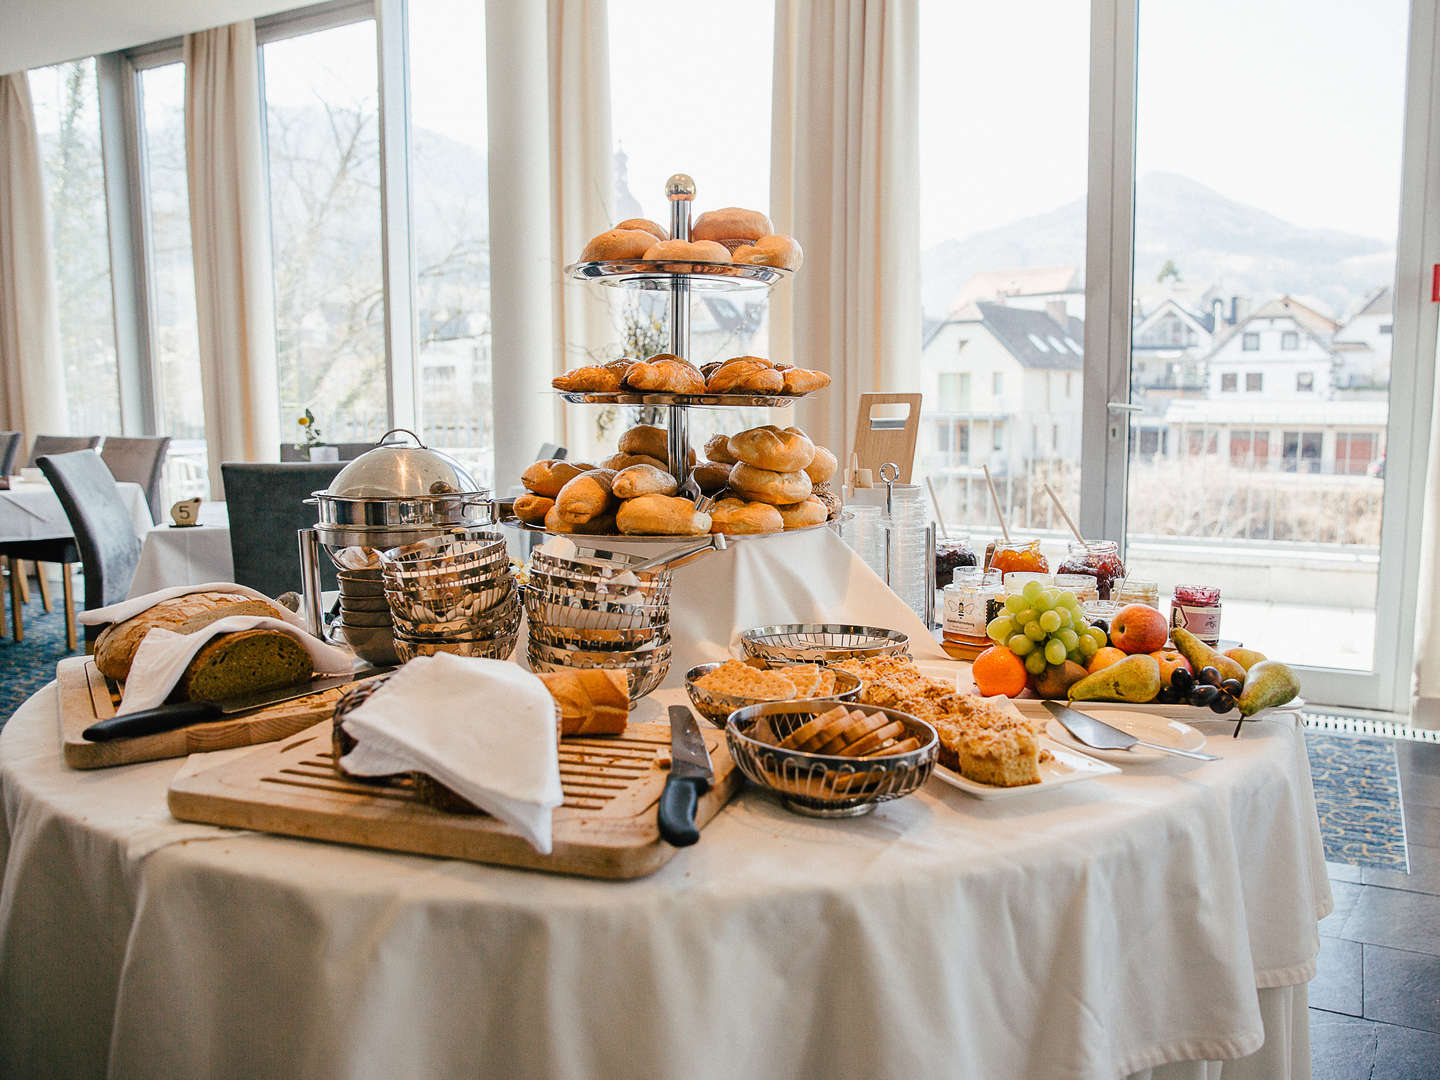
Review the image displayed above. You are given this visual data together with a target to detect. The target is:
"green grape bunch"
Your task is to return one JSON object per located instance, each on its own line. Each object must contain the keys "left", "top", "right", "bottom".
{"left": 987, "top": 580, "right": 1109, "bottom": 677}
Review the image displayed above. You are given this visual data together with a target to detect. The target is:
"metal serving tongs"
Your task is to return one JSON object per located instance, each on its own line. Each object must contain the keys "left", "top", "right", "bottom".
{"left": 620, "top": 533, "right": 728, "bottom": 576}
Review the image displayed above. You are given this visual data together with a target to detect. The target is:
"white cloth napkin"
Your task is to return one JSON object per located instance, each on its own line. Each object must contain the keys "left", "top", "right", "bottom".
{"left": 118, "top": 616, "right": 355, "bottom": 714}
{"left": 78, "top": 582, "right": 307, "bottom": 629}
{"left": 337, "top": 654, "right": 563, "bottom": 853}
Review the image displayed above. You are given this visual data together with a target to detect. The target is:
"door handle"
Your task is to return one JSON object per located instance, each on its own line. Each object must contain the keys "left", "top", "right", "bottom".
{"left": 1106, "top": 401, "right": 1143, "bottom": 413}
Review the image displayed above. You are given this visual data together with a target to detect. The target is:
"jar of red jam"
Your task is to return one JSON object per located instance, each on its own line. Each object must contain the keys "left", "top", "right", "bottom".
{"left": 1055, "top": 540, "right": 1126, "bottom": 600}
{"left": 988, "top": 538, "right": 1048, "bottom": 576}
{"left": 1171, "top": 584, "right": 1221, "bottom": 647}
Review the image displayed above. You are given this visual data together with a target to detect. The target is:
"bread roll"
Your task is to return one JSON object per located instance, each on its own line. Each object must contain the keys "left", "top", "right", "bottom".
{"left": 803, "top": 444, "right": 838, "bottom": 485}
{"left": 707, "top": 359, "right": 783, "bottom": 394}
{"left": 731, "top": 234, "right": 804, "bottom": 271}
{"left": 691, "top": 461, "right": 732, "bottom": 493}
{"left": 544, "top": 505, "right": 617, "bottom": 535}
{"left": 728, "top": 425, "right": 816, "bottom": 472}
{"left": 811, "top": 482, "right": 842, "bottom": 520}
{"left": 553, "top": 366, "right": 623, "bottom": 393}
{"left": 612, "top": 464, "right": 678, "bottom": 499}
{"left": 603, "top": 452, "right": 671, "bottom": 472}
{"left": 614, "top": 218, "right": 667, "bottom": 242}
{"left": 521, "top": 459, "right": 595, "bottom": 498}
{"left": 581, "top": 228, "right": 658, "bottom": 262}
{"left": 174, "top": 629, "right": 313, "bottom": 702}
{"left": 555, "top": 468, "right": 617, "bottom": 524}
{"left": 513, "top": 493, "right": 554, "bottom": 525}
{"left": 729, "top": 462, "right": 813, "bottom": 505}
{"left": 781, "top": 367, "right": 831, "bottom": 394}
{"left": 690, "top": 207, "right": 773, "bottom": 244}
{"left": 624, "top": 359, "right": 706, "bottom": 394}
{"left": 709, "top": 497, "right": 783, "bottom": 534}
{"left": 704, "top": 433, "right": 737, "bottom": 464}
{"left": 538, "top": 668, "right": 631, "bottom": 735}
{"left": 618, "top": 424, "right": 668, "bottom": 460}
{"left": 642, "top": 239, "right": 732, "bottom": 264}
{"left": 777, "top": 497, "right": 828, "bottom": 529}
{"left": 616, "top": 495, "right": 711, "bottom": 536}
{"left": 94, "top": 591, "right": 294, "bottom": 682}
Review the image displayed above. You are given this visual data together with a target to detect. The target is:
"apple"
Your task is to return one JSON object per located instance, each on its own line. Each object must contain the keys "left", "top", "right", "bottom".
{"left": 1087, "top": 646, "right": 1128, "bottom": 674}
{"left": 1150, "top": 648, "right": 1193, "bottom": 689}
{"left": 1110, "top": 604, "right": 1169, "bottom": 655}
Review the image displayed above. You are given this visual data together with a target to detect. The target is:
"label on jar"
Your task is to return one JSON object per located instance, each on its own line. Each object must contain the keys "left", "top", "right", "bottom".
{"left": 1171, "top": 602, "right": 1222, "bottom": 646}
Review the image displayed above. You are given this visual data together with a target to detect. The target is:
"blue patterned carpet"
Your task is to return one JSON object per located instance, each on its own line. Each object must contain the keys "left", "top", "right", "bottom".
{"left": 1304, "top": 730, "right": 1408, "bottom": 871}
{"left": 0, "top": 599, "right": 82, "bottom": 729}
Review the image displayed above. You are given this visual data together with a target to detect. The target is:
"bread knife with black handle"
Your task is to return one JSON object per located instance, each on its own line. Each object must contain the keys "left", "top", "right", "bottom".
{"left": 82, "top": 669, "right": 390, "bottom": 742}
{"left": 657, "top": 705, "right": 714, "bottom": 846}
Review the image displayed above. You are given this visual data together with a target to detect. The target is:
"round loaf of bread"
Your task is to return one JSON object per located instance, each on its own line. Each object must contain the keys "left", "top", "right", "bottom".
{"left": 728, "top": 425, "right": 816, "bottom": 472}
{"left": 603, "top": 451, "right": 675, "bottom": 473}
{"left": 615, "top": 217, "right": 667, "bottom": 242}
{"left": 777, "top": 497, "right": 829, "bottom": 529}
{"left": 811, "top": 482, "right": 842, "bottom": 519}
{"left": 709, "top": 497, "right": 783, "bottom": 534}
{"left": 690, "top": 207, "right": 773, "bottom": 244}
{"left": 731, "top": 234, "right": 803, "bottom": 271}
{"left": 94, "top": 591, "right": 294, "bottom": 682}
{"left": 612, "top": 464, "right": 678, "bottom": 500}
{"left": 580, "top": 228, "right": 658, "bottom": 262}
{"left": 803, "top": 444, "right": 838, "bottom": 484}
{"left": 642, "top": 239, "right": 732, "bottom": 264}
{"left": 691, "top": 460, "right": 733, "bottom": 493}
{"left": 174, "top": 628, "right": 313, "bottom": 703}
{"left": 618, "top": 424, "right": 668, "bottom": 460}
{"left": 729, "top": 462, "right": 813, "bottom": 505}
{"left": 703, "top": 433, "right": 737, "bottom": 464}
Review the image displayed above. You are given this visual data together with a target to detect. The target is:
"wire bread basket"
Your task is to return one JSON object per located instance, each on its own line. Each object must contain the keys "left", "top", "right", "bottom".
{"left": 526, "top": 635, "right": 672, "bottom": 704}
{"left": 684, "top": 663, "right": 863, "bottom": 728}
{"left": 739, "top": 624, "right": 911, "bottom": 665}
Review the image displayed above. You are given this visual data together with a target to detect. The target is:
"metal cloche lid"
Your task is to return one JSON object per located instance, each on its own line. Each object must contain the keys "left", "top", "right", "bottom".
{"left": 325, "top": 429, "right": 481, "bottom": 499}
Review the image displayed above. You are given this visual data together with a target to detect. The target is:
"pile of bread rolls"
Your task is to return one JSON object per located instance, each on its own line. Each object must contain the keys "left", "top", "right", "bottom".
{"left": 578, "top": 208, "right": 803, "bottom": 271}
{"left": 695, "top": 424, "right": 841, "bottom": 535}
{"left": 555, "top": 352, "right": 830, "bottom": 398}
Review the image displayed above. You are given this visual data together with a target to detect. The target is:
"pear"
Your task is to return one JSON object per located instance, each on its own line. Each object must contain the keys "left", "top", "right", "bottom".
{"left": 1224, "top": 647, "right": 1268, "bottom": 672}
{"left": 1237, "top": 660, "right": 1301, "bottom": 717}
{"left": 1170, "top": 626, "right": 1247, "bottom": 684}
{"left": 1068, "top": 654, "right": 1162, "bottom": 704}
{"left": 1034, "top": 660, "right": 1089, "bottom": 700}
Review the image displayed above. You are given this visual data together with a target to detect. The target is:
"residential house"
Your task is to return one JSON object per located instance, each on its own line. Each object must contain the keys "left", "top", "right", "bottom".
{"left": 1332, "top": 286, "right": 1393, "bottom": 389}
{"left": 1203, "top": 296, "right": 1338, "bottom": 401}
{"left": 945, "top": 265, "right": 1084, "bottom": 321}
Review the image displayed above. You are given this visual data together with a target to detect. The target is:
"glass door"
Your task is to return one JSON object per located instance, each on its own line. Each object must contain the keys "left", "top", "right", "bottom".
{"left": 1111, "top": 0, "right": 1435, "bottom": 710}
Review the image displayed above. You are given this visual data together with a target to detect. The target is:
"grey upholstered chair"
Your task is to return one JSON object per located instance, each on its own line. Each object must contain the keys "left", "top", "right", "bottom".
{"left": 0, "top": 451, "right": 142, "bottom": 648}
{"left": 100, "top": 435, "right": 172, "bottom": 522}
{"left": 279, "top": 441, "right": 375, "bottom": 462}
{"left": 0, "top": 432, "right": 21, "bottom": 477}
{"left": 221, "top": 461, "right": 345, "bottom": 599}
{"left": 27, "top": 434, "right": 100, "bottom": 466}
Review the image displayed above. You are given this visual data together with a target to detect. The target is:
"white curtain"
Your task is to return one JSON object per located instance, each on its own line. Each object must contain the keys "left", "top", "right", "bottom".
{"left": 0, "top": 72, "right": 67, "bottom": 438}
{"left": 548, "top": 0, "right": 613, "bottom": 446}
{"left": 185, "top": 21, "right": 279, "bottom": 498}
{"left": 770, "top": 0, "right": 920, "bottom": 459}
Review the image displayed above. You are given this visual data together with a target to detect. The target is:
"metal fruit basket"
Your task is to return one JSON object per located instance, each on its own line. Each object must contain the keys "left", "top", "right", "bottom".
{"left": 684, "top": 663, "right": 863, "bottom": 729}
{"left": 726, "top": 701, "right": 937, "bottom": 817}
{"left": 739, "top": 624, "right": 911, "bottom": 665}
{"left": 526, "top": 636, "right": 672, "bottom": 704}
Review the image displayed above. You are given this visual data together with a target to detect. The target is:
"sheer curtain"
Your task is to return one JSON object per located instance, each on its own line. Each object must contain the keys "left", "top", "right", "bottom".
{"left": 769, "top": 0, "right": 920, "bottom": 459}
{"left": 184, "top": 21, "right": 279, "bottom": 498}
{"left": 0, "top": 72, "right": 66, "bottom": 437}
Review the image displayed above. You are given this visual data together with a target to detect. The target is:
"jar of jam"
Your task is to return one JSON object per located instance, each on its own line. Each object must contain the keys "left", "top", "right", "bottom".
{"left": 1053, "top": 573, "right": 1100, "bottom": 604}
{"left": 1171, "top": 584, "right": 1221, "bottom": 647}
{"left": 989, "top": 539, "right": 1048, "bottom": 576}
{"left": 943, "top": 567, "right": 1000, "bottom": 646}
{"left": 934, "top": 535, "right": 977, "bottom": 587}
{"left": 1115, "top": 578, "right": 1160, "bottom": 609}
{"left": 1055, "top": 540, "right": 1126, "bottom": 600}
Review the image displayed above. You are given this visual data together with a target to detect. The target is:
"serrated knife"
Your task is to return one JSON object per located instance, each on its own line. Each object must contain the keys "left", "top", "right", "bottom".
{"left": 658, "top": 705, "right": 714, "bottom": 846}
{"left": 1042, "top": 700, "right": 1218, "bottom": 761}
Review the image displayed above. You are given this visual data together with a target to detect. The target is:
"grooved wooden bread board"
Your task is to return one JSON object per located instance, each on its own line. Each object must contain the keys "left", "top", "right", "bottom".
{"left": 56, "top": 656, "right": 364, "bottom": 770}
{"left": 168, "top": 720, "right": 740, "bottom": 879}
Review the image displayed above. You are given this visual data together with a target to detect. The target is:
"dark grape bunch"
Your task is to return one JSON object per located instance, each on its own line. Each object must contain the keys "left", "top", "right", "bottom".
{"left": 1156, "top": 665, "right": 1242, "bottom": 712}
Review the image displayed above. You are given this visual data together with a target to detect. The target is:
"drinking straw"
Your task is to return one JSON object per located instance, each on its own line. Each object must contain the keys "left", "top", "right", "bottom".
{"left": 1044, "top": 483, "right": 1085, "bottom": 544}
{"left": 982, "top": 465, "right": 1010, "bottom": 541}
{"left": 924, "top": 477, "right": 949, "bottom": 538}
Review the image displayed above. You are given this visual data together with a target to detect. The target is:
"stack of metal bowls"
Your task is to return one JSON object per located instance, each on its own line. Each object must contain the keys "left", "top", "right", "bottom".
{"left": 523, "top": 545, "right": 672, "bottom": 704}
{"left": 379, "top": 529, "right": 519, "bottom": 661}
{"left": 335, "top": 568, "right": 397, "bottom": 665}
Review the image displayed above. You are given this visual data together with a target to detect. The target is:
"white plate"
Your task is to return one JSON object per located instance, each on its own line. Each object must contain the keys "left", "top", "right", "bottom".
{"left": 931, "top": 735, "right": 1119, "bottom": 800}
{"left": 1043, "top": 709, "right": 1207, "bottom": 763}
{"left": 1010, "top": 695, "right": 1304, "bottom": 724}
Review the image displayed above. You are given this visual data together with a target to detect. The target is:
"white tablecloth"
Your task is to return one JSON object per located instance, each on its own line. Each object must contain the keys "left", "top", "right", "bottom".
{"left": 128, "top": 501, "right": 233, "bottom": 596}
{"left": 0, "top": 479, "right": 152, "bottom": 544}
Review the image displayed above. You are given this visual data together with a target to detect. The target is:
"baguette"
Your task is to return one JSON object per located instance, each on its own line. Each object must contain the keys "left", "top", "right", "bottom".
{"left": 95, "top": 591, "right": 294, "bottom": 682}
{"left": 554, "top": 469, "right": 618, "bottom": 524}
{"left": 521, "top": 459, "right": 596, "bottom": 498}
{"left": 616, "top": 494, "right": 711, "bottom": 536}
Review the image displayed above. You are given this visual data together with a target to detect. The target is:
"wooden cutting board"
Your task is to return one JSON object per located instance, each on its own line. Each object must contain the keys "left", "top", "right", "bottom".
{"left": 168, "top": 720, "right": 740, "bottom": 879}
{"left": 852, "top": 392, "right": 923, "bottom": 482}
{"left": 56, "top": 656, "right": 371, "bottom": 771}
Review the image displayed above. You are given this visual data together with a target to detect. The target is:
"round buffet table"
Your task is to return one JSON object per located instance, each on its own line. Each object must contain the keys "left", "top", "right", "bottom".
{"left": 0, "top": 675, "right": 1331, "bottom": 1079}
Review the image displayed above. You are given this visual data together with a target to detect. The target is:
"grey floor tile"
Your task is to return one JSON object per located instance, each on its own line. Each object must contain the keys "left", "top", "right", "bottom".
{"left": 1403, "top": 803, "right": 1440, "bottom": 848}
{"left": 1321, "top": 880, "right": 1368, "bottom": 938}
{"left": 1373, "top": 1022, "right": 1440, "bottom": 1079}
{"left": 1309, "top": 1010, "right": 1377, "bottom": 1080}
{"left": 1364, "top": 842, "right": 1440, "bottom": 895}
{"left": 1311, "top": 936, "right": 1363, "bottom": 1016}
{"left": 1396, "top": 740, "right": 1440, "bottom": 777}
{"left": 1328, "top": 860, "right": 1364, "bottom": 884}
{"left": 1363, "top": 944, "right": 1440, "bottom": 1033}
{"left": 1400, "top": 768, "right": 1440, "bottom": 810}
{"left": 1341, "top": 887, "right": 1440, "bottom": 955}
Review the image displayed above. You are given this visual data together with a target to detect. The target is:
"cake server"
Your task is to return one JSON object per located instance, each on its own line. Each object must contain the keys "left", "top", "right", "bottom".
{"left": 1042, "top": 700, "right": 1218, "bottom": 761}
{"left": 82, "top": 667, "right": 392, "bottom": 742}
{"left": 657, "top": 705, "right": 714, "bottom": 846}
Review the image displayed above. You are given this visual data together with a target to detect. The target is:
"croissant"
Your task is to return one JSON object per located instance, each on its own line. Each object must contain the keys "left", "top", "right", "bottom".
{"left": 707, "top": 359, "right": 783, "bottom": 394}
{"left": 554, "top": 366, "right": 623, "bottom": 393}
{"left": 782, "top": 367, "right": 831, "bottom": 394}
{"left": 625, "top": 359, "right": 706, "bottom": 394}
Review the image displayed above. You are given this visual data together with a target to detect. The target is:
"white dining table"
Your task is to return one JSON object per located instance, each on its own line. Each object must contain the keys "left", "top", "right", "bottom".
{"left": 127, "top": 501, "right": 233, "bottom": 596}
{"left": 0, "top": 478, "right": 152, "bottom": 544}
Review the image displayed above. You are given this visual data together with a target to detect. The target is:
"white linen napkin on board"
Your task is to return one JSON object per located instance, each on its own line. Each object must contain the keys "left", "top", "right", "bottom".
{"left": 118, "top": 615, "right": 355, "bottom": 714}
{"left": 77, "top": 582, "right": 306, "bottom": 629}
{"left": 337, "top": 654, "right": 564, "bottom": 854}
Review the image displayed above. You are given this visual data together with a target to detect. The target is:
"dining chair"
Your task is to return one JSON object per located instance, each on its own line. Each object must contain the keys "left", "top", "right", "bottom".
{"left": 0, "top": 431, "right": 21, "bottom": 477}
{"left": 100, "top": 435, "right": 172, "bottom": 522}
{"left": 221, "top": 461, "right": 345, "bottom": 600}
{"left": 0, "top": 451, "right": 141, "bottom": 649}
{"left": 27, "top": 434, "right": 100, "bottom": 467}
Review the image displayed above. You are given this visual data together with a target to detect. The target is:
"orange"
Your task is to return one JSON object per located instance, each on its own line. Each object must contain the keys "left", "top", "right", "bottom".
{"left": 972, "top": 646, "right": 1028, "bottom": 697}
{"left": 1087, "top": 646, "right": 1127, "bottom": 674}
